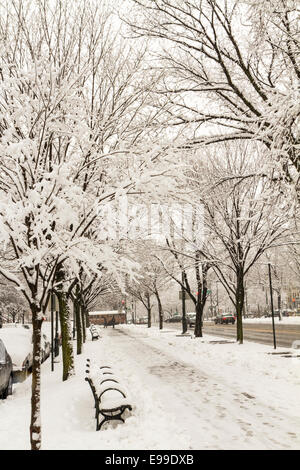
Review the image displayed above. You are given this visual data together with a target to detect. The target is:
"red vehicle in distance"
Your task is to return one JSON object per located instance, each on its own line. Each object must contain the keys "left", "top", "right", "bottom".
{"left": 214, "top": 313, "right": 236, "bottom": 325}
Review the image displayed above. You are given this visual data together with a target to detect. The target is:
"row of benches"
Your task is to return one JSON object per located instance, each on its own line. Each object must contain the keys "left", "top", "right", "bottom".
{"left": 85, "top": 358, "right": 132, "bottom": 430}
{"left": 90, "top": 324, "right": 100, "bottom": 341}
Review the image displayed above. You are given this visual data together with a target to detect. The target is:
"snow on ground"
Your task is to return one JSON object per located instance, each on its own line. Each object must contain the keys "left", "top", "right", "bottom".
{"left": 0, "top": 324, "right": 299, "bottom": 450}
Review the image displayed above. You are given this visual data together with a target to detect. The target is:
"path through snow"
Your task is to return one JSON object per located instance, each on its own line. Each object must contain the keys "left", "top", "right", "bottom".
{"left": 105, "top": 327, "right": 300, "bottom": 450}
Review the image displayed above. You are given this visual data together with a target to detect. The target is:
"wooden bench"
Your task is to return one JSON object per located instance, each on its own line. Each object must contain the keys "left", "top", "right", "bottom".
{"left": 85, "top": 358, "right": 132, "bottom": 430}
{"left": 89, "top": 325, "right": 100, "bottom": 341}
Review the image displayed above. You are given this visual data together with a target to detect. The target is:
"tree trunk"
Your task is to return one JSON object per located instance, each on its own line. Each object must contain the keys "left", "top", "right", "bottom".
{"left": 155, "top": 290, "right": 163, "bottom": 330}
{"left": 278, "top": 291, "right": 282, "bottom": 321}
{"left": 30, "top": 304, "right": 43, "bottom": 450}
{"left": 72, "top": 303, "right": 76, "bottom": 340}
{"left": 84, "top": 305, "right": 90, "bottom": 328}
{"left": 57, "top": 290, "right": 75, "bottom": 381}
{"left": 194, "top": 262, "right": 209, "bottom": 338}
{"left": 81, "top": 303, "right": 86, "bottom": 343}
{"left": 236, "top": 268, "right": 245, "bottom": 344}
{"left": 181, "top": 272, "right": 187, "bottom": 334}
{"left": 146, "top": 292, "right": 151, "bottom": 328}
{"left": 54, "top": 311, "right": 60, "bottom": 357}
{"left": 194, "top": 301, "right": 203, "bottom": 338}
{"left": 55, "top": 265, "right": 75, "bottom": 381}
{"left": 74, "top": 291, "right": 82, "bottom": 355}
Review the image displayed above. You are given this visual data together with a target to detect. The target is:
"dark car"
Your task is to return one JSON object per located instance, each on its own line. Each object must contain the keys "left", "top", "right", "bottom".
{"left": 166, "top": 315, "right": 182, "bottom": 323}
{"left": 137, "top": 317, "right": 148, "bottom": 325}
{"left": 187, "top": 313, "right": 196, "bottom": 327}
{"left": 0, "top": 339, "right": 13, "bottom": 399}
{"left": 215, "top": 313, "right": 235, "bottom": 325}
{"left": 264, "top": 310, "right": 281, "bottom": 318}
{"left": 282, "top": 310, "right": 294, "bottom": 317}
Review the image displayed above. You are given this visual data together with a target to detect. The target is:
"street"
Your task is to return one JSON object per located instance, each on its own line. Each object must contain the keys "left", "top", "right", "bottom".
{"left": 165, "top": 321, "right": 300, "bottom": 348}
{"left": 203, "top": 321, "right": 300, "bottom": 348}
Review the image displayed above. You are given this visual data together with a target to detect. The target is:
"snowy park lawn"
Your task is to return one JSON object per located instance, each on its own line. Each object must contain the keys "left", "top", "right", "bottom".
{"left": 0, "top": 324, "right": 299, "bottom": 450}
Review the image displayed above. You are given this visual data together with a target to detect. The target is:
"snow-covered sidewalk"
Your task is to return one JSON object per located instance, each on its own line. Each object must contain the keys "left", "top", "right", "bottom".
{"left": 0, "top": 325, "right": 299, "bottom": 450}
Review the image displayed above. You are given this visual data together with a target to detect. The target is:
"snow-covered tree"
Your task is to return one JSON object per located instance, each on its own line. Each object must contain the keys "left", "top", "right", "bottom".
{"left": 126, "top": 0, "right": 300, "bottom": 198}
{"left": 188, "top": 143, "right": 290, "bottom": 343}
{"left": 156, "top": 238, "right": 211, "bottom": 336}
{"left": 125, "top": 240, "right": 171, "bottom": 329}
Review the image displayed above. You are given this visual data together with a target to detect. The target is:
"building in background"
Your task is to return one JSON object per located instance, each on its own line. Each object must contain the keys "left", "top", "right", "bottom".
{"left": 89, "top": 310, "right": 127, "bottom": 326}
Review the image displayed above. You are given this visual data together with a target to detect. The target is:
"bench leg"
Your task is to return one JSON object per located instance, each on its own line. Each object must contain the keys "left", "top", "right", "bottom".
{"left": 97, "top": 415, "right": 125, "bottom": 431}
{"left": 97, "top": 409, "right": 128, "bottom": 431}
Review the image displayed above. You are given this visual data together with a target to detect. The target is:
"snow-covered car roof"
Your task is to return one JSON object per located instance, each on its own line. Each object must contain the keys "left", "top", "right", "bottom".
{"left": 0, "top": 327, "right": 32, "bottom": 370}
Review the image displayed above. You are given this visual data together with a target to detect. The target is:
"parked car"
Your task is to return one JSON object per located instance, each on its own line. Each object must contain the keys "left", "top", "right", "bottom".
{"left": 282, "top": 310, "right": 295, "bottom": 317}
{"left": 137, "top": 317, "right": 148, "bottom": 324}
{"left": 41, "top": 334, "right": 51, "bottom": 363}
{"left": 0, "top": 339, "right": 13, "bottom": 399}
{"left": 215, "top": 313, "right": 235, "bottom": 325}
{"left": 166, "top": 315, "right": 182, "bottom": 323}
{"left": 0, "top": 327, "right": 33, "bottom": 375}
{"left": 264, "top": 310, "right": 281, "bottom": 318}
{"left": 186, "top": 313, "right": 196, "bottom": 327}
